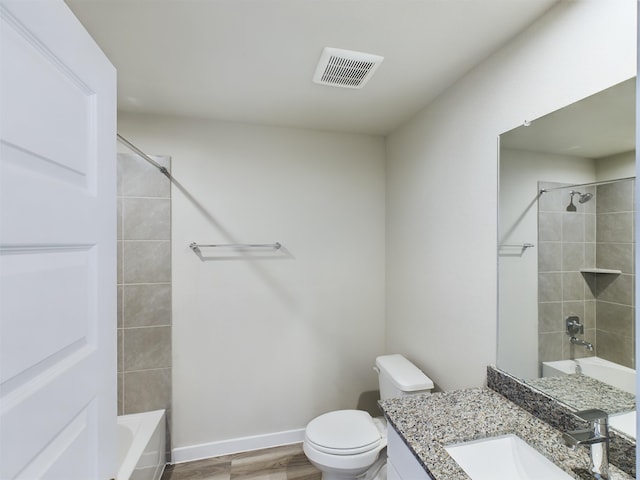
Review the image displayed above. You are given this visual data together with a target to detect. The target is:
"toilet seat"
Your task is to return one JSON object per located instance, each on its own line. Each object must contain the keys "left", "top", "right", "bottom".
{"left": 304, "top": 410, "right": 382, "bottom": 455}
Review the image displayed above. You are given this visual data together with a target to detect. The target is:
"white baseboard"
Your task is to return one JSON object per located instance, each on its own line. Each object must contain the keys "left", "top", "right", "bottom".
{"left": 171, "top": 428, "right": 306, "bottom": 464}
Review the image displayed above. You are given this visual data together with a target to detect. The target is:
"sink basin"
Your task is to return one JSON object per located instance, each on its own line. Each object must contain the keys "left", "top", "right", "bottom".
{"left": 445, "top": 434, "right": 573, "bottom": 480}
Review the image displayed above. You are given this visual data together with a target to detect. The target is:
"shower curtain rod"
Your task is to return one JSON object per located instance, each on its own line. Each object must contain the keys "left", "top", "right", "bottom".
{"left": 117, "top": 133, "right": 172, "bottom": 180}
{"left": 539, "top": 176, "right": 635, "bottom": 194}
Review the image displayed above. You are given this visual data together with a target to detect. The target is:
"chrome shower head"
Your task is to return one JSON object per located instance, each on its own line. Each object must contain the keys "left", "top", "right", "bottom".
{"left": 577, "top": 192, "right": 593, "bottom": 203}
{"left": 566, "top": 190, "right": 593, "bottom": 211}
{"left": 570, "top": 190, "right": 593, "bottom": 203}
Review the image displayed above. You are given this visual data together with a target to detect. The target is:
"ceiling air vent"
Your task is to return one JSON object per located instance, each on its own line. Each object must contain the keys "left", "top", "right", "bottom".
{"left": 313, "top": 47, "right": 384, "bottom": 89}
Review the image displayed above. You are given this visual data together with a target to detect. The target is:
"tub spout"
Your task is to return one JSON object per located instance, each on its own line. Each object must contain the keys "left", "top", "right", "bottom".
{"left": 570, "top": 336, "right": 593, "bottom": 351}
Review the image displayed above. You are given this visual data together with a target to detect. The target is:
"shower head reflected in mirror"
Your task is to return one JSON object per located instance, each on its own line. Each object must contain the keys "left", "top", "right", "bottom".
{"left": 575, "top": 191, "right": 593, "bottom": 203}
{"left": 566, "top": 190, "right": 593, "bottom": 211}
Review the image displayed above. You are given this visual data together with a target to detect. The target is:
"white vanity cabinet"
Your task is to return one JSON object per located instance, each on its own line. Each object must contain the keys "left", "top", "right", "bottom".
{"left": 387, "top": 425, "right": 434, "bottom": 480}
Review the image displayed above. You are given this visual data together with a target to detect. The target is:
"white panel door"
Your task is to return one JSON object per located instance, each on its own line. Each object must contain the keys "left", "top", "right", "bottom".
{"left": 0, "top": 1, "right": 117, "bottom": 479}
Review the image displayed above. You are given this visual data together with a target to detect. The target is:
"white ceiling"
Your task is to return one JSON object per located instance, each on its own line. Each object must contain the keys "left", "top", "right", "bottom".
{"left": 501, "top": 78, "right": 636, "bottom": 158}
{"left": 65, "top": 0, "right": 558, "bottom": 136}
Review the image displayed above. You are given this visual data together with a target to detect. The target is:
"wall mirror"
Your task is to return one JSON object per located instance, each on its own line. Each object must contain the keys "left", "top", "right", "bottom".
{"left": 497, "top": 77, "right": 636, "bottom": 440}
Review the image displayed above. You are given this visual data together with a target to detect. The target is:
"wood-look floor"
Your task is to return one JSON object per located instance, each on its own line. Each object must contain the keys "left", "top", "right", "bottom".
{"left": 161, "top": 443, "right": 322, "bottom": 480}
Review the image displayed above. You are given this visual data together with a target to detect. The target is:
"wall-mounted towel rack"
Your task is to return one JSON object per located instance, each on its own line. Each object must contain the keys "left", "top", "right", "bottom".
{"left": 499, "top": 243, "right": 535, "bottom": 249}
{"left": 190, "top": 242, "right": 282, "bottom": 254}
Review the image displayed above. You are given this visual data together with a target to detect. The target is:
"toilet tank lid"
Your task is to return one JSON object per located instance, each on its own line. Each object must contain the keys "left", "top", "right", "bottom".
{"left": 375, "top": 354, "right": 434, "bottom": 391}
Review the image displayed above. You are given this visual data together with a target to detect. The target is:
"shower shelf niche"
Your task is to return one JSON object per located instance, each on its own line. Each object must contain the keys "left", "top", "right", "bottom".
{"left": 579, "top": 268, "right": 622, "bottom": 275}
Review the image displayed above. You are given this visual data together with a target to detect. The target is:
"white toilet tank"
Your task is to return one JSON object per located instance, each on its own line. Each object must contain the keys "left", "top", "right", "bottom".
{"left": 375, "top": 354, "right": 434, "bottom": 400}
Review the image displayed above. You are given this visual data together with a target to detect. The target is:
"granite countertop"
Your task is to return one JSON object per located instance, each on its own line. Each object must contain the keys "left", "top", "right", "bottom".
{"left": 379, "top": 388, "right": 632, "bottom": 480}
{"left": 527, "top": 374, "right": 636, "bottom": 414}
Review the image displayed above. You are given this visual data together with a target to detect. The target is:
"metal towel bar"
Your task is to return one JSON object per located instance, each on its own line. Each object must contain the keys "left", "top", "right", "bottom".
{"left": 190, "top": 242, "right": 282, "bottom": 254}
{"left": 499, "top": 243, "right": 534, "bottom": 249}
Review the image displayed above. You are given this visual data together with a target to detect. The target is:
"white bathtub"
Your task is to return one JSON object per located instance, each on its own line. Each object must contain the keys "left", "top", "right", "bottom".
{"left": 117, "top": 410, "right": 166, "bottom": 480}
{"left": 609, "top": 410, "right": 636, "bottom": 439}
{"left": 542, "top": 357, "right": 635, "bottom": 395}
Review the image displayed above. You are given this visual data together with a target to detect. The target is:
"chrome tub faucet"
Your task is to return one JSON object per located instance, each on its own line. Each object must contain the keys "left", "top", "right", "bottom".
{"left": 563, "top": 409, "right": 610, "bottom": 479}
{"left": 566, "top": 316, "right": 593, "bottom": 351}
{"left": 570, "top": 336, "right": 594, "bottom": 351}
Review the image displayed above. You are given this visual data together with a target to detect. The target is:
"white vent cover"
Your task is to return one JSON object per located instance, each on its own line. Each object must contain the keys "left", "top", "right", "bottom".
{"left": 313, "top": 47, "right": 383, "bottom": 89}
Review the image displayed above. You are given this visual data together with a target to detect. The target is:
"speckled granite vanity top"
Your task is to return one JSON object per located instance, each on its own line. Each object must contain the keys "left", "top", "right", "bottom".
{"left": 379, "top": 388, "right": 632, "bottom": 480}
{"left": 527, "top": 374, "right": 636, "bottom": 414}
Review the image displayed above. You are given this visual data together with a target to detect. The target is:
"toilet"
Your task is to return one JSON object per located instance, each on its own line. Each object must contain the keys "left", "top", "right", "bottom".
{"left": 303, "top": 354, "right": 434, "bottom": 480}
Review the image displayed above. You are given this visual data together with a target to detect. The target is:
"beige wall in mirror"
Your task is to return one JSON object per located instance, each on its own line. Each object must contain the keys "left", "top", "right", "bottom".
{"left": 497, "top": 78, "right": 636, "bottom": 436}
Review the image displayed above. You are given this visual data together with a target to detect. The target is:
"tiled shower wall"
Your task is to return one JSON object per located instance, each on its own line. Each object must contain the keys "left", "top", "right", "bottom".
{"left": 538, "top": 179, "right": 635, "bottom": 369}
{"left": 538, "top": 181, "right": 596, "bottom": 365}
{"left": 593, "top": 179, "right": 635, "bottom": 368}
{"left": 117, "top": 153, "right": 172, "bottom": 415}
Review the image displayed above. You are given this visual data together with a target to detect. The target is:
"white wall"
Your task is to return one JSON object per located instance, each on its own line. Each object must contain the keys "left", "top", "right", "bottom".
{"left": 386, "top": 0, "right": 636, "bottom": 391}
{"left": 118, "top": 114, "right": 386, "bottom": 458}
{"left": 596, "top": 150, "right": 636, "bottom": 181}
{"left": 498, "top": 149, "right": 595, "bottom": 380}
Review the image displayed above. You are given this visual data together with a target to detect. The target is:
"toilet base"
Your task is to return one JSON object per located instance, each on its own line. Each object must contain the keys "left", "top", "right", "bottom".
{"left": 318, "top": 452, "right": 387, "bottom": 480}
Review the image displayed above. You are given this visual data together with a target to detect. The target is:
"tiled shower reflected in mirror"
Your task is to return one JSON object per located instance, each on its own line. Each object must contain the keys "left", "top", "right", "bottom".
{"left": 537, "top": 178, "right": 635, "bottom": 370}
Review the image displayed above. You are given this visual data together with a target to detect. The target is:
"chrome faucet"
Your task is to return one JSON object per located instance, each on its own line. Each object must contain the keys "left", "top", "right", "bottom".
{"left": 570, "top": 336, "right": 594, "bottom": 351}
{"left": 566, "top": 316, "right": 593, "bottom": 351}
{"left": 563, "top": 409, "right": 610, "bottom": 479}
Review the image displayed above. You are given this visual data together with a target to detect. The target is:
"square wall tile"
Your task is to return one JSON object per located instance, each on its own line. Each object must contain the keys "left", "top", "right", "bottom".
{"left": 538, "top": 242, "right": 561, "bottom": 272}
{"left": 122, "top": 241, "right": 171, "bottom": 284}
{"left": 123, "top": 284, "right": 172, "bottom": 327}
{"left": 562, "top": 213, "right": 585, "bottom": 242}
{"left": 562, "top": 243, "right": 584, "bottom": 271}
{"left": 123, "top": 198, "right": 171, "bottom": 241}
{"left": 538, "top": 213, "right": 562, "bottom": 241}
{"left": 584, "top": 214, "right": 596, "bottom": 242}
{"left": 596, "top": 212, "right": 633, "bottom": 243}
{"left": 584, "top": 300, "right": 596, "bottom": 329}
{"left": 123, "top": 368, "right": 172, "bottom": 414}
{"left": 123, "top": 326, "right": 172, "bottom": 371}
{"left": 596, "top": 330, "right": 634, "bottom": 369}
{"left": 539, "top": 273, "right": 562, "bottom": 302}
{"left": 595, "top": 301, "right": 634, "bottom": 337}
{"left": 119, "top": 154, "right": 171, "bottom": 198}
{"left": 538, "top": 302, "right": 562, "bottom": 333}
{"left": 538, "top": 332, "right": 563, "bottom": 363}
{"left": 595, "top": 273, "right": 633, "bottom": 306}
{"left": 596, "top": 242, "right": 634, "bottom": 273}
{"left": 596, "top": 180, "right": 634, "bottom": 214}
{"left": 584, "top": 243, "right": 596, "bottom": 269}
{"left": 538, "top": 183, "right": 565, "bottom": 212}
{"left": 562, "top": 272, "right": 585, "bottom": 301}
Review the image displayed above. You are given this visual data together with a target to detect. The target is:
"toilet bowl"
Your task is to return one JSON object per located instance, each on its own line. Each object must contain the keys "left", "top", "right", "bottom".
{"left": 303, "top": 355, "right": 434, "bottom": 480}
{"left": 303, "top": 410, "right": 387, "bottom": 480}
